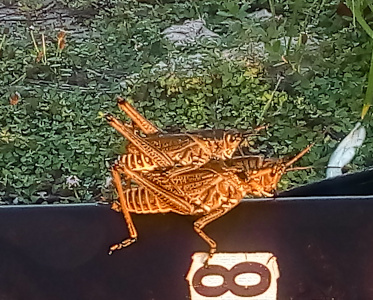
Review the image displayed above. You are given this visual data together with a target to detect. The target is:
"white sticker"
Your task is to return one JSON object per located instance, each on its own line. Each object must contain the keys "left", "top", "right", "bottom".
{"left": 186, "top": 253, "right": 280, "bottom": 300}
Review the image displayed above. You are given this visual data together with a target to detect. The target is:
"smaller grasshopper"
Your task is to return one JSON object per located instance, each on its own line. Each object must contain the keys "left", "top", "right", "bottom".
{"left": 109, "top": 144, "right": 312, "bottom": 256}
{"left": 106, "top": 97, "right": 250, "bottom": 176}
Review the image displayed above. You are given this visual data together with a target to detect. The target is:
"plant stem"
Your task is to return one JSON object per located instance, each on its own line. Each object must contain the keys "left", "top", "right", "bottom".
{"left": 354, "top": 10, "right": 373, "bottom": 39}
{"left": 362, "top": 42, "right": 373, "bottom": 119}
{"left": 369, "top": 3, "right": 373, "bottom": 13}
{"left": 10, "top": 74, "right": 26, "bottom": 86}
{"left": 257, "top": 76, "right": 283, "bottom": 125}
{"left": 346, "top": 1, "right": 373, "bottom": 118}
{"left": 29, "top": 30, "right": 39, "bottom": 53}
{"left": 73, "top": 189, "right": 80, "bottom": 201}
{"left": 0, "top": 34, "right": 6, "bottom": 51}
{"left": 268, "top": 0, "right": 276, "bottom": 17}
{"left": 285, "top": 36, "right": 292, "bottom": 56}
{"left": 42, "top": 33, "right": 47, "bottom": 64}
{"left": 347, "top": 0, "right": 373, "bottom": 39}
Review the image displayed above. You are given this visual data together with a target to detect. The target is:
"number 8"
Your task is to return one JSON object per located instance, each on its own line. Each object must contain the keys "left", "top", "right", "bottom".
{"left": 192, "top": 262, "right": 271, "bottom": 297}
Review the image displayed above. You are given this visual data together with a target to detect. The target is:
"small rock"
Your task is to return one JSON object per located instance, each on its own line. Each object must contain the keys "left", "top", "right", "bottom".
{"left": 162, "top": 19, "right": 219, "bottom": 46}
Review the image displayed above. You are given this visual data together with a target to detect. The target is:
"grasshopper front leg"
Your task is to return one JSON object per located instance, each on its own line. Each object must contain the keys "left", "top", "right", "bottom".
{"left": 194, "top": 203, "right": 240, "bottom": 265}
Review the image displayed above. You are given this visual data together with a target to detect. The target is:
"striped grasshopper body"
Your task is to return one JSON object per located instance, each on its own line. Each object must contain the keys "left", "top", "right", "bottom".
{"left": 109, "top": 146, "right": 311, "bottom": 256}
{"left": 110, "top": 159, "right": 250, "bottom": 256}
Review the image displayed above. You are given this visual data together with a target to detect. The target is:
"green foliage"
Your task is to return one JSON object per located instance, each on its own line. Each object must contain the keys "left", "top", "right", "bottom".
{"left": 0, "top": 0, "right": 373, "bottom": 203}
{"left": 344, "top": 0, "right": 373, "bottom": 118}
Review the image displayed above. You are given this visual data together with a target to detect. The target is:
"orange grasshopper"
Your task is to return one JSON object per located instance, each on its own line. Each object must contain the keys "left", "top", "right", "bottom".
{"left": 106, "top": 97, "right": 311, "bottom": 255}
{"left": 106, "top": 97, "right": 251, "bottom": 176}
{"left": 109, "top": 145, "right": 312, "bottom": 256}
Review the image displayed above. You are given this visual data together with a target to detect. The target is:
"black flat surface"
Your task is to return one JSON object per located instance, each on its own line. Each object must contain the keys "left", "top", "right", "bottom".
{"left": 279, "top": 168, "right": 373, "bottom": 197}
{"left": 2, "top": 170, "right": 373, "bottom": 300}
{"left": 0, "top": 197, "right": 373, "bottom": 300}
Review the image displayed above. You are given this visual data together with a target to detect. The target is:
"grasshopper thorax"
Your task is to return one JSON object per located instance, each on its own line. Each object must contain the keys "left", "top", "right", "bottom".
{"left": 219, "top": 131, "right": 243, "bottom": 159}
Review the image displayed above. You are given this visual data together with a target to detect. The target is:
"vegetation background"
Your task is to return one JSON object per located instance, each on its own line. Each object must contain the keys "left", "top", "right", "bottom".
{"left": 0, "top": 0, "right": 372, "bottom": 204}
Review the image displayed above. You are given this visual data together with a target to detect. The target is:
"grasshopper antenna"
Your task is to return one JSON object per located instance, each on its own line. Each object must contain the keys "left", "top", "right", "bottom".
{"left": 241, "top": 124, "right": 268, "bottom": 138}
{"left": 285, "top": 143, "right": 314, "bottom": 168}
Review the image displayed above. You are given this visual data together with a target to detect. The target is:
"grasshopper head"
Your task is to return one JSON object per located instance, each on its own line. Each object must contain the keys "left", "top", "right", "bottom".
{"left": 247, "top": 161, "right": 287, "bottom": 197}
{"left": 244, "top": 144, "right": 313, "bottom": 197}
{"left": 220, "top": 131, "right": 243, "bottom": 159}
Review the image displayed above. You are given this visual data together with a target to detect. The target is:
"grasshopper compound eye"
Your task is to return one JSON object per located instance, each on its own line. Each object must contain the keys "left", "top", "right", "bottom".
{"left": 227, "top": 134, "right": 236, "bottom": 142}
{"left": 226, "top": 132, "right": 243, "bottom": 145}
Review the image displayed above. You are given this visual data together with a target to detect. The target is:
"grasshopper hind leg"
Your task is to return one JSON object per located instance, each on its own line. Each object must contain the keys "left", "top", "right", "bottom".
{"left": 109, "top": 165, "right": 138, "bottom": 255}
{"left": 117, "top": 96, "right": 160, "bottom": 135}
